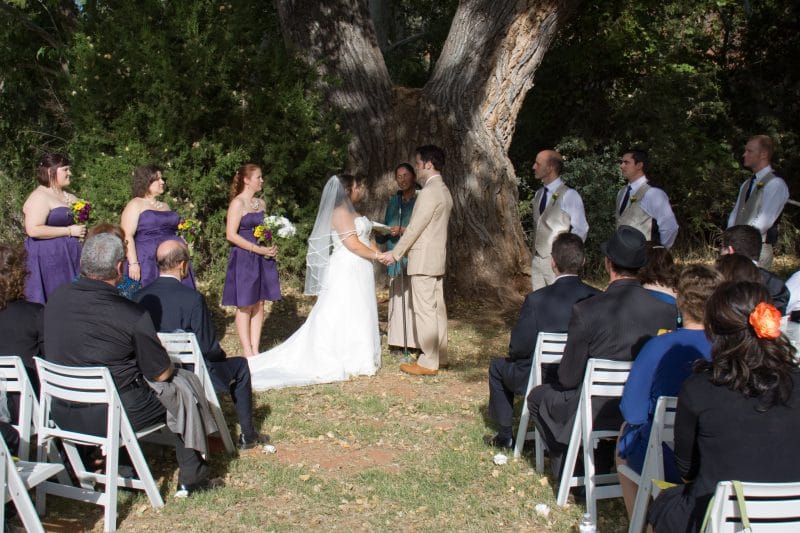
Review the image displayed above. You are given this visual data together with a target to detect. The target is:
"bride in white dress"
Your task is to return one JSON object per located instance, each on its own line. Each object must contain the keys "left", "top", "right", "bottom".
{"left": 248, "top": 174, "right": 382, "bottom": 390}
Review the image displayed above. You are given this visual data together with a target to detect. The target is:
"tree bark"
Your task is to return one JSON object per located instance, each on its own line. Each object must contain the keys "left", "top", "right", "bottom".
{"left": 275, "top": 0, "right": 578, "bottom": 305}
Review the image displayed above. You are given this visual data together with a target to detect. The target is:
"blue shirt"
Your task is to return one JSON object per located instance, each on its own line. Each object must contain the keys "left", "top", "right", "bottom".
{"left": 617, "top": 328, "right": 710, "bottom": 476}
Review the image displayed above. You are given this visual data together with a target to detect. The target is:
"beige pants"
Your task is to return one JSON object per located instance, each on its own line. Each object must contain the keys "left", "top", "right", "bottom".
{"left": 410, "top": 275, "right": 447, "bottom": 369}
{"left": 387, "top": 273, "right": 420, "bottom": 349}
{"left": 758, "top": 243, "right": 774, "bottom": 271}
{"left": 531, "top": 254, "right": 555, "bottom": 291}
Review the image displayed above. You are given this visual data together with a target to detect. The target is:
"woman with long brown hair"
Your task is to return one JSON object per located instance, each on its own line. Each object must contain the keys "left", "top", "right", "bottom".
{"left": 221, "top": 164, "right": 281, "bottom": 357}
{"left": 22, "top": 153, "right": 87, "bottom": 303}
{"left": 648, "top": 281, "right": 800, "bottom": 532}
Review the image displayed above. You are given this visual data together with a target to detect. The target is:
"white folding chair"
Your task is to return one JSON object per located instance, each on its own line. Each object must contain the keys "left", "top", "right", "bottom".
{"left": 34, "top": 357, "right": 166, "bottom": 533}
{"left": 157, "top": 332, "right": 236, "bottom": 454}
{"left": 556, "top": 358, "right": 633, "bottom": 521}
{"left": 1, "top": 432, "right": 64, "bottom": 533}
{"left": 618, "top": 395, "right": 678, "bottom": 533}
{"left": 704, "top": 480, "right": 800, "bottom": 532}
{"left": 513, "top": 332, "right": 568, "bottom": 470}
{"left": 0, "top": 355, "right": 38, "bottom": 460}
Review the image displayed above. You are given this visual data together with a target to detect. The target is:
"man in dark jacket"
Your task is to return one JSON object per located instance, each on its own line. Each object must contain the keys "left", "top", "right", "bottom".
{"left": 484, "top": 233, "right": 599, "bottom": 449}
{"left": 134, "top": 240, "right": 269, "bottom": 450}
{"left": 719, "top": 224, "right": 789, "bottom": 314}
{"left": 527, "top": 226, "right": 676, "bottom": 479}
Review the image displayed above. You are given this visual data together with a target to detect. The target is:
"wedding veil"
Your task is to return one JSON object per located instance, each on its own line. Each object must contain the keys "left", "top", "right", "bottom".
{"left": 304, "top": 175, "right": 356, "bottom": 295}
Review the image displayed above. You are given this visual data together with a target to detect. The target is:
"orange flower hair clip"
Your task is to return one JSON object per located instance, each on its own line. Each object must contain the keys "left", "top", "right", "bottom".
{"left": 749, "top": 302, "right": 782, "bottom": 340}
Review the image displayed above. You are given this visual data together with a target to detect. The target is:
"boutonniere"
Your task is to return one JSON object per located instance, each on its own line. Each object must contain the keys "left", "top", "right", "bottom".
{"left": 756, "top": 181, "right": 765, "bottom": 189}
{"left": 551, "top": 192, "right": 560, "bottom": 201}
{"left": 630, "top": 195, "right": 638, "bottom": 203}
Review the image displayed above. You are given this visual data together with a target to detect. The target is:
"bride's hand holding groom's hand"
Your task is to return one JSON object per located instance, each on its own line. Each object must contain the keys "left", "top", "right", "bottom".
{"left": 377, "top": 252, "right": 395, "bottom": 266}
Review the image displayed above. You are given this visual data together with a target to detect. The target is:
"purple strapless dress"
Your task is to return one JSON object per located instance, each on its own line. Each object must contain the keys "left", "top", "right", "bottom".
{"left": 133, "top": 210, "right": 196, "bottom": 289}
{"left": 222, "top": 211, "right": 282, "bottom": 307}
{"left": 24, "top": 206, "right": 82, "bottom": 304}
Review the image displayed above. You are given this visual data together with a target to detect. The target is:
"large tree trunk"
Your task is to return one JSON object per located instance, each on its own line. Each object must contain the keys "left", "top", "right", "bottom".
{"left": 275, "top": 0, "right": 578, "bottom": 305}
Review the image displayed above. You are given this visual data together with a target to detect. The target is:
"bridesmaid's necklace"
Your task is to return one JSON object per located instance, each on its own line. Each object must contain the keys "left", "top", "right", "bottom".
{"left": 51, "top": 187, "right": 69, "bottom": 204}
{"left": 248, "top": 197, "right": 260, "bottom": 211}
{"left": 146, "top": 197, "right": 165, "bottom": 210}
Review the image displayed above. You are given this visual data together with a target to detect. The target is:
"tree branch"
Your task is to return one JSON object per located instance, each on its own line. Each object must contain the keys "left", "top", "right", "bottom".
{"left": 0, "top": 0, "right": 63, "bottom": 49}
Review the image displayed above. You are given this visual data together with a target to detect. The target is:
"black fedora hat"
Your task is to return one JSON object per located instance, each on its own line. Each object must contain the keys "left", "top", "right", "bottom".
{"left": 601, "top": 225, "right": 647, "bottom": 269}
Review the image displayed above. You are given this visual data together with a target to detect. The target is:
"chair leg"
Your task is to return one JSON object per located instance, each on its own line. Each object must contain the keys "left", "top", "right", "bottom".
{"left": 583, "top": 433, "right": 597, "bottom": 521}
{"left": 104, "top": 440, "right": 120, "bottom": 532}
{"left": 556, "top": 415, "right": 582, "bottom": 507}
{"left": 122, "top": 430, "right": 165, "bottom": 509}
{"left": 628, "top": 477, "right": 652, "bottom": 533}
{"left": 513, "top": 404, "right": 530, "bottom": 459}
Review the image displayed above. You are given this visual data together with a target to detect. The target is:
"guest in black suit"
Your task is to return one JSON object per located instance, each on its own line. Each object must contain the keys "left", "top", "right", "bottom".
{"left": 484, "top": 233, "right": 599, "bottom": 449}
{"left": 719, "top": 224, "right": 789, "bottom": 314}
{"left": 528, "top": 225, "right": 676, "bottom": 479}
{"left": 134, "top": 240, "right": 269, "bottom": 450}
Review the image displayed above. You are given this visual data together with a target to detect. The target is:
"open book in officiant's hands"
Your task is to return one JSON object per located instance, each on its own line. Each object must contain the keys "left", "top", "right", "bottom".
{"left": 371, "top": 221, "right": 392, "bottom": 235}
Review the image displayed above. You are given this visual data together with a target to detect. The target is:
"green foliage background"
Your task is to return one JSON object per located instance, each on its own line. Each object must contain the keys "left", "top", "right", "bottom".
{"left": 1, "top": 0, "right": 799, "bottom": 292}
{"left": 0, "top": 0, "right": 348, "bottom": 295}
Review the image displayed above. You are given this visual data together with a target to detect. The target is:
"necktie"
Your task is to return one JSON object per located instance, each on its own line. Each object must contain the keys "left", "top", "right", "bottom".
{"left": 744, "top": 175, "right": 757, "bottom": 202}
{"left": 538, "top": 187, "right": 548, "bottom": 215}
{"left": 619, "top": 186, "right": 632, "bottom": 215}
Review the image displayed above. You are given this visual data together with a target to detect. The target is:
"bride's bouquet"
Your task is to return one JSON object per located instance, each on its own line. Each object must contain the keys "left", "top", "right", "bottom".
{"left": 254, "top": 214, "right": 297, "bottom": 245}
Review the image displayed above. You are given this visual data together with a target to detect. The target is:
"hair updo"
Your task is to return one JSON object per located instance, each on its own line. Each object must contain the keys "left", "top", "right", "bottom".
{"left": 230, "top": 164, "right": 261, "bottom": 201}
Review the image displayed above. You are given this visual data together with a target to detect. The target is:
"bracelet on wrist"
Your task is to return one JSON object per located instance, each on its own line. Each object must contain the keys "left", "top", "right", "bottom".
{"left": 130, "top": 262, "right": 139, "bottom": 266}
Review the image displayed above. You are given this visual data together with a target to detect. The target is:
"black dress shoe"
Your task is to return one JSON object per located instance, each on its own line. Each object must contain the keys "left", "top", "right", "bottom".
{"left": 239, "top": 432, "right": 271, "bottom": 450}
{"left": 483, "top": 433, "right": 514, "bottom": 450}
{"left": 174, "top": 479, "right": 210, "bottom": 499}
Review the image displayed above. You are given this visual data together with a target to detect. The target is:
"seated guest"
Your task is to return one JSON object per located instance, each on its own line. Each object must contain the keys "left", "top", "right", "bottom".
{"left": 714, "top": 253, "right": 761, "bottom": 283}
{"left": 134, "top": 240, "right": 269, "bottom": 450}
{"left": 648, "top": 282, "right": 800, "bottom": 532}
{"left": 85, "top": 223, "right": 142, "bottom": 299}
{"left": 0, "top": 243, "right": 44, "bottom": 403}
{"left": 720, "top": 225, "right": 789, "bottom": 313}
{"left": 616, "top": 265, "right": 723, "bottom": 517}
{"left": 44, "top": 233, "right": 211, "bottom": 497}
{"left": 638, "top": 245, "right": 678, "bottom": 305}
{"left": 484, "top": 233, "right": 599, "bottom": 449}
{"left": 527, "top": 226, "right": 676, "bottom": 479}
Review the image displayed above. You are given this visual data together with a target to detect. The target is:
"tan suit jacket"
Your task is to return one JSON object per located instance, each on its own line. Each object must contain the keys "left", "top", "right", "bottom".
{"left": 391, "top": 175, "right": 453, "bottom": 276}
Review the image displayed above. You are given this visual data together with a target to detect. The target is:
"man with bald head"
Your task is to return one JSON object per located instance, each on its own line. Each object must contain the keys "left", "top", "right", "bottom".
{"left": 134, "top": 240, "right": 269, "bottom": 450}
{"left": 530, "top": 149, "right": 589, "bottom": 290}
{"left": 727, "top": 135, "right": 789, "bottom": 269}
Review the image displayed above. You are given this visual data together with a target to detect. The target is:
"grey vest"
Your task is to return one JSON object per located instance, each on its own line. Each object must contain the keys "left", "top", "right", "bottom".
{"left": 532, "top": 183, "right": 571, "bottom": 256}
{"left": 617, "top": 183, "right": 654, "bottom": 241}
{"left": 733, "top": 172, "right": 777, "bottom": 229}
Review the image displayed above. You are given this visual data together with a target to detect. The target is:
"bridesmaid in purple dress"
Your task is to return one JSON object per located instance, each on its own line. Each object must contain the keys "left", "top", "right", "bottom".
{"left": 222, "top": 164, "right": 282, "bottom": 356}
{"left": 120, "top": 164, "right": 196, "bottom": 289}
{"left": 22, "top": 153, "right": 87, "bottom": 304}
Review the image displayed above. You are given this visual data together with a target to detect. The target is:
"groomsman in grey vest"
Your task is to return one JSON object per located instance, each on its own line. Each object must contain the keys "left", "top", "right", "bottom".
{"left": 530, "top": 150, "right": 588, "bottom": 291}
{"left": 616, "top": 148, "right": 679, "bottom": 248}
{"left": 727, "top": 135, "right": 789, "bottom": 270}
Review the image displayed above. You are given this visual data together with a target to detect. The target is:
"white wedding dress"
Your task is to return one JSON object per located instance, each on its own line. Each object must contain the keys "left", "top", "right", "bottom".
{"left": 248, "top": 216, "right": 381, "bottom": 390}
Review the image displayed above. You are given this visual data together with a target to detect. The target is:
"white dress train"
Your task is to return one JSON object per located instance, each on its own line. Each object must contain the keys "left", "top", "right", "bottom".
{"left": 248, "top": 216, "right": 381, "bottom": 390}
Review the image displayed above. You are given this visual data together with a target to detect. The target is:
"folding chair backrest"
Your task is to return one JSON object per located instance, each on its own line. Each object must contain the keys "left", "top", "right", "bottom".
{"left": 531, "top": 332, "right": 569, "bottom": 390}
{"left": 0, "top": 355, "right": 39, "bottom": 460}
{"left": 705, "top": 480, "right": 800, "bottom": 532}
{"left": 583, "top": 358, "right": 632, "bottom": 398}
{"left": 34, "top": 357, "right": 121, "bottom": 448}
{"left": 157, "top": 332, "right": 236, "bottom": 454}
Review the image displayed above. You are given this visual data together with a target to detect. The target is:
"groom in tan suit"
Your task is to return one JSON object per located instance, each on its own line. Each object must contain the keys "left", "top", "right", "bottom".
{"left": 383, "top": 145, "right": 453, "bottom": 376}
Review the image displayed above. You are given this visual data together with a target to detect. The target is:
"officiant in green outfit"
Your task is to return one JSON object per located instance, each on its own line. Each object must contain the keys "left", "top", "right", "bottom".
{"left": 377, "top": 163, "right": 421, "bottom": 352}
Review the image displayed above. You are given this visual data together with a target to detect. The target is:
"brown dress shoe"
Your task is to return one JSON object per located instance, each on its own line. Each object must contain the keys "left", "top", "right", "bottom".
{"left": 400, "top": 362, "right": 438, "bottom": 376}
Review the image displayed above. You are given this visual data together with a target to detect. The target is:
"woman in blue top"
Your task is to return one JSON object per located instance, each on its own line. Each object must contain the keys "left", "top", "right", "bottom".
{"left": 616, "top": 265, "right": 723, "bottom": 518}
{"left": 377, "top": 163, "right": 421, "bottom": 351}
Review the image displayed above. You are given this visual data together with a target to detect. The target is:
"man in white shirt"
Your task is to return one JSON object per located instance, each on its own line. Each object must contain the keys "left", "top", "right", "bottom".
{"left": 727, "top": 135, "right": 789, "bottom": 269}
{"left": 530, "top": 150, "right": 589, "bottom": 290}
{"left": 616, "top": 148, "right": 679, "bottom": 248}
